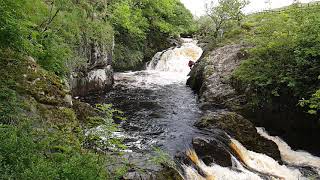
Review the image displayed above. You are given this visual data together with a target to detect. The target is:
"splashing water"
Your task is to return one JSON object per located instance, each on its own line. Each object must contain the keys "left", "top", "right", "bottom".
{"left": 183, "top": 133, "right": 320, "bottom": 180}
{"left": 95, "top": 38, "right": 204, "bottom": 155}
{"left": 114, "top": 38, "right": 203, "bottom": 90}
{"left": 229, "top": 139, "right": 303, "bottom": 179}
{"left": 257, "top": 127, "right": 320, "bottom": 174}
{"left": 184, "top": 138, "right": 310, "bottom": 180}
{"left": 147, "top": 38, "right": 203, "bottom": 76}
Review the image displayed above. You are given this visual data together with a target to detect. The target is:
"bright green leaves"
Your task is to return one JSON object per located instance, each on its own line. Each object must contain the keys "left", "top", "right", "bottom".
{"left": 111, "top": 1, "right": 148, "bottom": 38}
{"left": 299, "top": 89, "right": 320, "bottom": 115}
{"left": 110, "top": 0, "right": 195, "bottom": 70}
{"left": 0, "top": 0, "right": 114, "bottom": 77}
{"left": 0, "top": 123, "right": 110, "bottom": 180}
{"left": 233, "top": 6, "right": 320, "bottom": 114}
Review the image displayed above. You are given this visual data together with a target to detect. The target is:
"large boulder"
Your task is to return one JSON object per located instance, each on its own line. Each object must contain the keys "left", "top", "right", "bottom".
{"left": 70, "top": 66, "right": 113, "bottom": 96}
{"left": 71, "top": 40, "right": 114, "bottom": 96}
{"left": 192, "top": 135, "right": 232, "bottom": 167}
{"left": 187, "top": 44, "right": 248, "bottom": 111}
{"left": 195, "top": 110, "right": 281, "bottom": 162}
{"left": 187, "top": 44, "right": 282, "bottom": 163}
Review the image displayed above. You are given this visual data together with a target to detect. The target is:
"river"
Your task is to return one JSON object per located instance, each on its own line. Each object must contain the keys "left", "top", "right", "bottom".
{"left": 85, "top": 38, "right": 320, "bottom": 179}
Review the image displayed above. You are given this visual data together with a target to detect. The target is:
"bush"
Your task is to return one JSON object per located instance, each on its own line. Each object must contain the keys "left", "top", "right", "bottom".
{"left": 0, "top": 123, "right": 109, "bottom": 180}
{"left": 233, "top": 7, "right": 320, "bottom": 114}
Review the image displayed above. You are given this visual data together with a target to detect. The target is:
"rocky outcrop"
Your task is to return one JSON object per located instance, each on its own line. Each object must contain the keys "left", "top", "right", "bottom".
{"left": 192, "top": 135, "right": 232, "bottom": 167}
{"left": 187, "top": 44, "right": 282, "bottom": 162}
{"left": 70, "top": 40, "right": 114, "bottom": 96}
{"left": 195, "top": 110, "right": 280, "bottom": 161}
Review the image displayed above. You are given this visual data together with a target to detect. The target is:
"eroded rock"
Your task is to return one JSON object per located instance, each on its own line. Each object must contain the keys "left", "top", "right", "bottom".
{"left": 70, "top": 40, "right": 114, "bottom": 96}
{"left": 195, "top": 110, "right": 281, "bottom": 162}
{"left": 192, "top": 136, "right": 232, "bottom": 167}
{"left": 187, "top": 44, "right": 282, "bottom": 163}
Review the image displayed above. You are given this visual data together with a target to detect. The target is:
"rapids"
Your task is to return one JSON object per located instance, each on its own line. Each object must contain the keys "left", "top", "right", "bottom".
{"left": 86, "top": 38, "right": 320, "bottom": 179}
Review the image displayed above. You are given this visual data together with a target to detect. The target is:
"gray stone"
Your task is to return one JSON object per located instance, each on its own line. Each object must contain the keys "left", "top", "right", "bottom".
{"left": 187, "top": 44, "right": 282, "bottom": 163}
{"left": 64, "top": 94, "right": 73, "bottom": 106}
{"left": 70, "top": 38, "right": 114, "bottom": 96}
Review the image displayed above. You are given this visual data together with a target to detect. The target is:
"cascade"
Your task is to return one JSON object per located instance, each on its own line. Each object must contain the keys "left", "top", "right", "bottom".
{"left": 90, "top": 38, "right": 320, "bottom": 179}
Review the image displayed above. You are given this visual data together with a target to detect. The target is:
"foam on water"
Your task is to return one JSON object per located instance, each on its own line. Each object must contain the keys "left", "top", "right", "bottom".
{"left": 257, "top": 127, "right": 320, "bottom": 174}
{"left": 115, "top": 38, "right": 203, "bottom": 89}
{"left": 183, "top": 138, "right": 310, "bottom": 180}
{"left": 147, "top": 38, "right": 203, "bottom": 76}
{"left": 183, "top": 157, "right": 263, "bottom": 180}
{"left": 230, "top": 139, "right": 304, "bottom": 179}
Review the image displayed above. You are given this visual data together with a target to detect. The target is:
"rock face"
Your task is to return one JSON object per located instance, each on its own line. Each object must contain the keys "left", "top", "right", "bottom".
{"left": 192, "top": 135, "right": 232, "bottom": 167}
{"left": 187, "top": 44, "right": 282, "bottom": 162}
{"left": 70, "top": 41, "right": 114, "bottom": 96}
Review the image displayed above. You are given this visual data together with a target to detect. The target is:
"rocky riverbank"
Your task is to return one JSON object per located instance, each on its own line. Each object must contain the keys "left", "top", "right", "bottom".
{"left": 187, "top": 44, "right": 282, "bottom": 163}
{"left": 70, "top": 41, "right": 114, "bottom": 97}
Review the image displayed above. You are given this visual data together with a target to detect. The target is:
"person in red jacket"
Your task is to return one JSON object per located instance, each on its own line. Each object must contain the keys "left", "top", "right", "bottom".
{"left": 188, "top": 60, "right": 195, "bottom": 69}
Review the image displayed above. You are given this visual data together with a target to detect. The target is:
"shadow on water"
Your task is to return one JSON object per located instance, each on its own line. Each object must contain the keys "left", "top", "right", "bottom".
{"left": 83, "top": 71, "right": 203, "bottom": 156}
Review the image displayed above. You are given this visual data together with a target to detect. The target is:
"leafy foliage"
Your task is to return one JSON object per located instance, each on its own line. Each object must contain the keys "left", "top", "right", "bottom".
{"left": 85, "top": 104, "right": 127, "bottom": 151}
{"left": 299, "top": 89, "right": 320, "bottom": 115}
{"left": 233, "top": 6, "right": 320, "bottom": 114}
{"left": 0, "top": 0, "right": 114, "bottom": 76}
{"left": 0, "top": 53, "right": 127, "bottom": 179}
{"left": 0, "top": 122, "right": 109, "bottom": 180}
{"left": 110, "top": 0, "right": 196, "bottom": 70}
{"left": 196, "top": 0, "right": 249, "bottom": 50}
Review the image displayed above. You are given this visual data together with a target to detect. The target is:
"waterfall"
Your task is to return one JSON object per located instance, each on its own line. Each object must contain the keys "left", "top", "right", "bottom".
{"left": 183, "top": 132, "right": 320, "bottom": 180}
{"left": 115, "top": 38, "right": 203, "bottom": 88}
{"left": 184, "top": 138, "right": 306, "bottom": 180}
{"left": 257, "top": 127, "right": 320, "bottom": 174}
{"left": 147, "top": 38, "right": 203, "bottom": 75}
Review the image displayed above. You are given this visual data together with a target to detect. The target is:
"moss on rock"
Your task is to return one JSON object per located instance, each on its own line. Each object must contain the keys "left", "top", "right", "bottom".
{"left": 195, "top": 110, "right": 281, "bottom": 162}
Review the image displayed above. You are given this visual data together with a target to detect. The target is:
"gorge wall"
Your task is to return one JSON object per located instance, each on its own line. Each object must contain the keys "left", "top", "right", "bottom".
{"left": 187, "top": 44, "right": 281, "bottom": 161}
{"left": 70, "top": 40, "right": 114, "bottom": 97}
{"left": 187, "top": 43, "right": 320, "bottom": 157}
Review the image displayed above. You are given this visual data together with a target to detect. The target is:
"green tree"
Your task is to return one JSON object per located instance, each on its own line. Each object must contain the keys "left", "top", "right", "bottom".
{"left": 233, "top": 6, "right": 320, "bottom": 115}
{"left": 109, "top": 0, "right": 195, "bottom": 70}
{"left": 205, "top": 0, "right": 249, "bottom": 38}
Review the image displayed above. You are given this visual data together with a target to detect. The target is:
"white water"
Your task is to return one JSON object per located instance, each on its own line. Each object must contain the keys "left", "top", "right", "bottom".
{"left": 114, "top": 38, "right": 203, "bottom": 89}
{"left": 257, "top": 127, "right": 320, "bottom": 174}
{"left": 147, "top": 38, "right": 203, "bottom": 76}
{"left": 184, "top": 133, "right": 320, "bottom": 180}
{"left": 105, "top": 38, "right": 320, "bottom": 179}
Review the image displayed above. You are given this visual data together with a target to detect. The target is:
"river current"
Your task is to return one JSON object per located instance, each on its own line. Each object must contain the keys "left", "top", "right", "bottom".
{"left": 86, "top": 38, "right": 320, "bottom": 179}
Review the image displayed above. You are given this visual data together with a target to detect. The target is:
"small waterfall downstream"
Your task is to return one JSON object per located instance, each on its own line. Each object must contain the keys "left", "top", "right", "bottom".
{"left": 86, "top": 38, "right": 320, "bottom": 179}
{"left": 184, "top": 136, "right": 319, "bottom": 180}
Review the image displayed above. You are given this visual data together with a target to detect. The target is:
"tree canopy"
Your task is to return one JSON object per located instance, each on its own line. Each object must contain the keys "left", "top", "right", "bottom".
{"left": 233, "top": 6, "right": 320, "bottom": 115}
{"left": 109, "top": 0, "right": 196, "bottom": 70}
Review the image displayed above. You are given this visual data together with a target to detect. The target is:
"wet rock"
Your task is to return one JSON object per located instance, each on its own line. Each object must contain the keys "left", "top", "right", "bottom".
{"left": 70, "top": 66, "right": 114, "bottom": 96}
{"left": 27, "top": 56, "right": 36, "bottom": 63}
{"left": 120, "top": 152, "right": 183, "bottom": 180}
{"left": 64, "top": 94, "right": 73, "bottom": 106}
{"left": 195, "top": 110, "right": 281, "bottom": 162}
{"left": 187, "top": 44, "right": 249, "bottom": 111}
{"left": 192, "top": 136, "right": 232, "bottom": 167}
{"left": 187, "top": 44, "right": 281, "bottom": 163}
{"left": 155, "top": 166, "right": 183, "bottom": 180}
{"left": 123, "top": 167, "right": 182, "bottom": 180}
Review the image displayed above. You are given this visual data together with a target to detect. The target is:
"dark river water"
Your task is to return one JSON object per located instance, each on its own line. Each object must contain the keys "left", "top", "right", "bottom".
{"left": 82, "top": 38, "right": 320, "bottom": 179}
{"left": 85, "top": 70, "right": 203, "bottom": 155}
